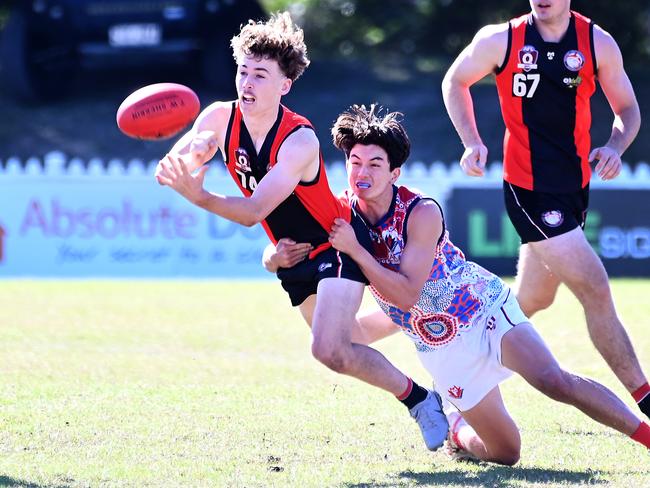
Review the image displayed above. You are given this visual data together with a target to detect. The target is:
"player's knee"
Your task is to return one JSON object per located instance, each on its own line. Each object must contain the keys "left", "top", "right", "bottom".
{"left": 485, "top": 434, "right": 520, "bottom": 466}
{"left": 494, "top": 447, "right": 520, "bottom": 466}
{"left": 311, "top": 341, "right": 351, "bottom": 374}
{"left": 516, "top": 290, "right": 555, "bottom": 317}
{"left": 570, "top": 269, "right": 611, "bottom": 306}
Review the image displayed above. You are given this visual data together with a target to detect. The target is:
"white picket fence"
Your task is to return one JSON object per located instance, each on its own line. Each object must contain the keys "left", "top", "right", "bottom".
{"left": 1, "top": 151, "right": 650, "bottom": 189}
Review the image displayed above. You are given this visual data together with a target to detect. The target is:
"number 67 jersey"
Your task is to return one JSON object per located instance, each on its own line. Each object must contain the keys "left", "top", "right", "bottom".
{"left": 495, "top": 11, "right": 596, "bottom": 193}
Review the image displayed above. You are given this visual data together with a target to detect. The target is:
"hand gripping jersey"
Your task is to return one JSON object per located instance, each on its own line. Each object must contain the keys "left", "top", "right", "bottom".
{"left": 223, "top": 101, "right": 351, "bottom": 253}
{"left": 495, "top": 11, "right": 597, "bottom": 192}
{"left": 357, "top": 186, "right": 506, "bottom": 352}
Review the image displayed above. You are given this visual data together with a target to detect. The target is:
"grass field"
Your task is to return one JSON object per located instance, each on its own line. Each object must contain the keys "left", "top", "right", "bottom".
{"left": 1, "top": 279, "right": 649, "bottom": 488}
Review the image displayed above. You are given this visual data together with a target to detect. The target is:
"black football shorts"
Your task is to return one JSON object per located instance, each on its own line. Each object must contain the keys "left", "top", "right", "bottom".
{"left": 276, "top": 211, "right": 371, "bottom": 306}
{"left": 503, "top": 181, "right": 589, "bottom": 244}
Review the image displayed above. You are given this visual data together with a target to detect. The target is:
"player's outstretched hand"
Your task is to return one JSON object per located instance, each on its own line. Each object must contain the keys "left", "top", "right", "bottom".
{"left": 590, "top": 146, "right": 622, "bottom": 181}
{"left": 460, "top": 144, "right": 488, "bottom": 177}
{"left": 155, "top": 153, "right": 210, "bottom": 204}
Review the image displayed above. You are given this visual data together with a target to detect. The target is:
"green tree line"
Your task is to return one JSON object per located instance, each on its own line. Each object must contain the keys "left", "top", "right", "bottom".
{"left": 261, "top": 0, "right": 650, "bottom": 70}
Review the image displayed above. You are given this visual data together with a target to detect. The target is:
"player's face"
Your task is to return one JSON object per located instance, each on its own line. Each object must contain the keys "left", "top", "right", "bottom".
{"left": 530, "top": 0, "right": 570, "bottom": 23}
{"left": 235, "top": 54, "right": 292, "bottom": 115}
{"left": 346, "top": 144, "right": 400, "bottom": 201}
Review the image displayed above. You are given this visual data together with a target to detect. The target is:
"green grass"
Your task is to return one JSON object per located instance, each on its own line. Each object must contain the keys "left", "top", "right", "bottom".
{"left": 0, "top": 279, "right": 649, "bottom": 487}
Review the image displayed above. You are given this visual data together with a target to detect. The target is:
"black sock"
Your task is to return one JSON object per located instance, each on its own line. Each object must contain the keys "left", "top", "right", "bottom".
{"left": 639, "top": 395, "right": 650, "bottom": 420}
{"left": 399, "top": 380, "right": 429, "bottom": 410}
{"left": 632, "top": 383, "right": 650, "bottom": 420}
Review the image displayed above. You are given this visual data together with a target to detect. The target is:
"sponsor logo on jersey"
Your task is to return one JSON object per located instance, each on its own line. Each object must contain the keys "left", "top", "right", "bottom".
{"left": 547, "top": 51, "right": 555, "bottom": 60}
{"left": 318, "top": 262, "right": 333, "bottom": 272}
{"left": 563, "top": 75, "right": 583, "bottom": 88}
{"left": 563, "top": 50, "right": 585, "bottom": 71}
{"left": 448, "top": 385, "right": 464, "bottom": 399}
{"left": 235, "top": 147, "right": 251, "bottom": 172}
{"left": 517, "top": 45, "right": 539, "bottom": 71}
{"left": 541, "top": 210, "right": 564, "bottom": 227}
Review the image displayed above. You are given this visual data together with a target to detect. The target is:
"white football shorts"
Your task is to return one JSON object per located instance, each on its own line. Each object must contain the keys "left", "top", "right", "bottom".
{"left": 417, "top": 289, "right": 529, "bottom": 411}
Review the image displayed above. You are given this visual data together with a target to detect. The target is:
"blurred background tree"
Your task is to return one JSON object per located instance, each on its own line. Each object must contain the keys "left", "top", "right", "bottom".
{"left": 262, "top": 0, "right": 650, "bottom": 75}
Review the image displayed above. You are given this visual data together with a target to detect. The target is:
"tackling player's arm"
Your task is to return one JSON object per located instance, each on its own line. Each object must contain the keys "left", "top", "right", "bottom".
{"left": 589, "top": 26, "right": 641, "bottom": 180}
{"left": 442, "top": 24, "right": 508, "bottom": 177}
{"left": 329, "top": 200, "right": 442, "bottom": 311}
{"left": 157, "top": 127, "right": 319, "bottom": 227}
{"left": 262, "top": 239, "right": 313, "bottom": 272}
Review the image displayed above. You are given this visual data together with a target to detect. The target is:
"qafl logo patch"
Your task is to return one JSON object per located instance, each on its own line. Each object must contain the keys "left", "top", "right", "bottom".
{"left": 235, "top": 147, "right": 251, "bottom": 172}
{"left": 563, "top": 50, "right": 585, "bottom": 71}
{"left": 541, "top": 210, "right": 564, "bottom": 228}
{"left": 517, "top": 45, "right": 539, "bottom": 72}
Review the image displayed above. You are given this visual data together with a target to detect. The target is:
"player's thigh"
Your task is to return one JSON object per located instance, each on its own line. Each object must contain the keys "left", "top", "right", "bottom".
{"left": 354, "top": 308, "right": 400, "bottom": 345}
{"left": 461, "top": 386, "right": 521, "bottom": 456}
{"left": 298, "top": 294, "right": 317, "bottom": 327}
{"left": 528, "top": 227, "right": 609, "bottom": 291}
{"left": 312, "top": 277, "right": 365, "bottom": 345}
{"left": 501, "top": 322, "right": 562, "bottom": 389}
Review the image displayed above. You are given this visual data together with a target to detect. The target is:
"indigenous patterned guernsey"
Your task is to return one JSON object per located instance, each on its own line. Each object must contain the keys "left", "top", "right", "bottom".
{"left": 223, "top": 101, "right": 351, "bottom": 254}
{"left": 356, "top": 186, "right": 507, "bottom": 352}
{"left": 495, "top": 11, "right": 597, "bottom": 192}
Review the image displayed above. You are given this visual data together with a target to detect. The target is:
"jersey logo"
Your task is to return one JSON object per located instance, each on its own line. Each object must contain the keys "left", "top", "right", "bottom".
{"left": 318, "top": 262, "right": 333, "bottom": 272}
{"left": 541, "top": 210, "right": 564, "bottom": 227}
{"left": 563, "top": 50, "right": 585, "bottom": 71}
{"left": 563, "top": 76, "right": 583, "bottom": 88}
{"left": 546, "top": 51, "right": 555, "bottom": 60}
{"left": 235, "top": 147, "right": 251, "bottom": 172}
{"left": 448, "top": 385, "right": 464, "bottom": 399}
{"left": 517, "top": 45, "right": 538, "bottom": 71}
{"left": 486, "top": 315, "right": 497, "bottom": 331}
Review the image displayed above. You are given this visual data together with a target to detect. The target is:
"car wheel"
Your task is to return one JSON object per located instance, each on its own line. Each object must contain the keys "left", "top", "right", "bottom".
{"left": 0, "top": 8, "right": 77, "bottom": 101}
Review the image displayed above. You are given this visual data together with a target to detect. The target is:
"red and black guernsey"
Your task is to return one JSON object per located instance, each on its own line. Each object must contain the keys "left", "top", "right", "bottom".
{"left": 223, "top": 101, "right": 351, "bottom": 254}
{"left": 495, "top": 11, "right": 597, "bottom": 192}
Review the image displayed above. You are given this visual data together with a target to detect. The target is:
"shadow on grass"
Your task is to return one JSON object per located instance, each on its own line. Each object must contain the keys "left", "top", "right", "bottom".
{"left": 0, "top": 476, "right": 70, "bottom": 488}
{"left": 344, "top": 466, "right": 611, "bottom": 487}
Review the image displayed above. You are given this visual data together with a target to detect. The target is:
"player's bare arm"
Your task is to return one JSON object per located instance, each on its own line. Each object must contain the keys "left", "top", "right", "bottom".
{"left": 329, "top": 201, "right": 442, "bottom": 311}
{"left": 157, "top": 126, "right": 319, "bottom": 226}
{"left": 442, "top": 23, "right": 508, "bottom": 177}
{"left": 155, "top": 101, "right": 231, "bottom": 185}
{"left": 589, "top": 26, "right": 641, "bottom": 181}
{"left": 262, "top": 239, "right": 313, "bottom": 273}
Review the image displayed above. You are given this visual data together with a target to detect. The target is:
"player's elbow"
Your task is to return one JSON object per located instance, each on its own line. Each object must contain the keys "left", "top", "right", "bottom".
{"left": 396, "top": 292, "right": 419, "bottom": 312}
{"left": 239, "top": 216, "right": 261, "bottom": 227}
{"left": 239, "top": 203, "right": 266, "bottom": 227}
{"left": 442, "top": 69, "right": 462, "bottom": 94}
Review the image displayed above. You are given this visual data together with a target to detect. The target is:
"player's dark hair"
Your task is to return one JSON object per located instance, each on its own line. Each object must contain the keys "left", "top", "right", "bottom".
{"left": 332, "top": 104, "right": 411, "bottom": 170}
{"left": 231, "top": 12, "right": 310, "bottom": 81}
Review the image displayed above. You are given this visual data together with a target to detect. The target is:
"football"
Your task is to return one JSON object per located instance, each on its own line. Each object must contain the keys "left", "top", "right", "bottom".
{"left": 116, "top": 83, "right": 200, "bottom": 140}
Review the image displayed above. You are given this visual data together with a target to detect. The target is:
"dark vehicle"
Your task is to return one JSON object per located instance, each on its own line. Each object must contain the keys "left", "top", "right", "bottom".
{"left": 0, "top": 0, "right": 266, "bottom": 101}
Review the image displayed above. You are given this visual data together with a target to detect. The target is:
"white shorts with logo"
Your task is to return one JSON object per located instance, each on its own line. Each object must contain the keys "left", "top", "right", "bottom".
{"left": 416, "top": 289, "right": 529, "bottom": 412}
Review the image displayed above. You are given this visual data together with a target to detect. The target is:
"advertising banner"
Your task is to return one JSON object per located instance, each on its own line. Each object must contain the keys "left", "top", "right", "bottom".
{"left": 447, "top": 187, "right": 650, "bottom": 277}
